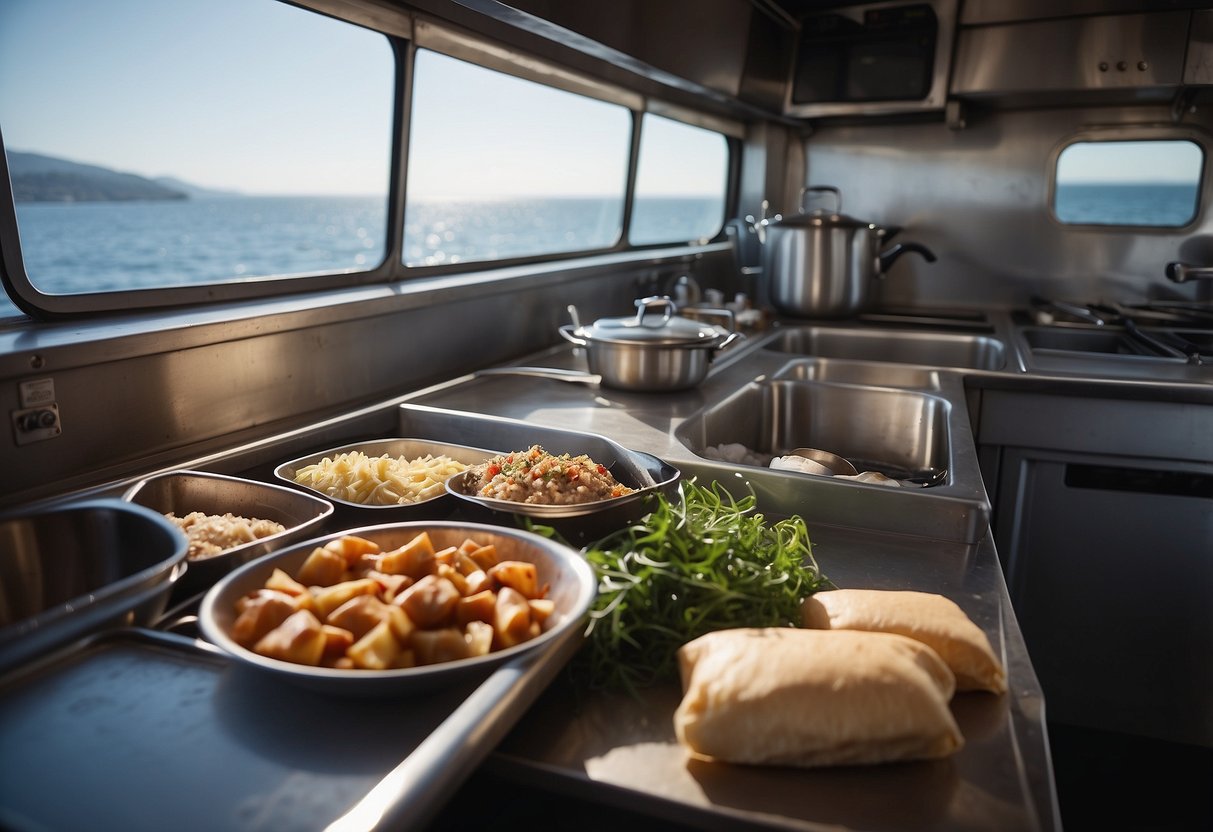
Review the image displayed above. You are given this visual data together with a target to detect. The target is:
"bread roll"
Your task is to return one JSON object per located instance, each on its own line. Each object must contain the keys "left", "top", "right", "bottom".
{"left": 674, "top": 628, "right": 963, "bottom": 767}
{"left": 801, "top": 589, "right": 1006, "bottom": 693}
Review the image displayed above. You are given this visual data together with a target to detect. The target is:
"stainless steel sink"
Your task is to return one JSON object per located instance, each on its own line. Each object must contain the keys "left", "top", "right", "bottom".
{"left": 763, "top": 326, "right": 1007, "bottom": 370}
{"left": 772, "top": 357, "right": 942, "bottom": 390}
{"left": 676, "top": 379, "right": 951, "bottom": 483}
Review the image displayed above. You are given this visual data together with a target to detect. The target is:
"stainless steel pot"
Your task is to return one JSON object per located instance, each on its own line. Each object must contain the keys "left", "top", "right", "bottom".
{"left": 757, "top": 186, "right": 936, "bottom": 318}
{"left": 558, "top": 297, "right": 742, "bottom": 391}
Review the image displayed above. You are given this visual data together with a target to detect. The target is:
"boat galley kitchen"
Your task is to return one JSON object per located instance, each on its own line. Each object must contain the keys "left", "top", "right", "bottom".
{"left": 0, "top": 1, "right": 1209, "bottom": 832}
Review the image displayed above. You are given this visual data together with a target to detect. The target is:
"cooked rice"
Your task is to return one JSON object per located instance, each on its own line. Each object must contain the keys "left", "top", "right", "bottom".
{"left": 166, "top": 511, "right": 286, "bottom": 560}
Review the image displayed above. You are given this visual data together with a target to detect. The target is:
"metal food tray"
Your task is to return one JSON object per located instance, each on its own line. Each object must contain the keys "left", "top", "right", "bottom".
{"left": 398, "top": 404, "right": 681, "bottom": 542}
{"left": 273, "top": 438, "right": 499, "bottom": 514}
{"left": 0, "top": 621, "right": 584, "bottom": 832}
{"left": 122, "top": 469, "right": 334, "bottom": 598}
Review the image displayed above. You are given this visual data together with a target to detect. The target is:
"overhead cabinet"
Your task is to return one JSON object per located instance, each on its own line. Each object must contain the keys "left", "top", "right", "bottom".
{"left": 951, "top": 12, "right": 1190, "bottom": 99}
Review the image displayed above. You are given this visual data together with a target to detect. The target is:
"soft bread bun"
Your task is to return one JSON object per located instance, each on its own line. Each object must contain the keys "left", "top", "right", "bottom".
{"left": 674, "top": 627, "right": 963, "bottom": 767}
{"left": 801, "top": 589, "right": 1007, "bottom": 694}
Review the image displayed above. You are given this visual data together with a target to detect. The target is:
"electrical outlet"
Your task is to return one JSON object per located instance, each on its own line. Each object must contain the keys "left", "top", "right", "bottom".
{"left": 11, "top": 403, "right": 61, "bottom": 445}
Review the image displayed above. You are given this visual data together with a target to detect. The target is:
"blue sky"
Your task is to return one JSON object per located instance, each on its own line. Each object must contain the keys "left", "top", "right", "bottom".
{"left": 0, "top": 0, "right": 728, "bottom": 199}
{"left": 1056, "top": 140, "right": 1203, "bottom": 185}
{"left": 5, "top": 0, "right": 1183, "bottom": 199}
{"left": 0, "top": 0, "right": 396, "bottom": 195}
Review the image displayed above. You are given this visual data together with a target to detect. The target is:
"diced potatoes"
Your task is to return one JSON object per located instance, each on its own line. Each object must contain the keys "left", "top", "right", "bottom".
{"left": 232, "top": 532, "right": 554, "bottom": 671}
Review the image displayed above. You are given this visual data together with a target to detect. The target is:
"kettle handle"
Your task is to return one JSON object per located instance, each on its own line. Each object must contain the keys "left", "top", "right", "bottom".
{"left": 799, "top": 185, "right": 841, "bottom": 214}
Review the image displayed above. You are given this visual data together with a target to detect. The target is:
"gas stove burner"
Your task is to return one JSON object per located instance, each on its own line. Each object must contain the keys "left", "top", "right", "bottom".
{"left": 1028, "top": 297, "right": 1108, "bottom": 326}
{"left": 1118, "top": 301, "right": 1213, "bottom": 329}
{"left": 1028, "top": 297, "right": 1213, "bottom": 332}
{"left": 1023, "top": 297, "right": 1213, "bottom": 365}
{"left": 1122, "top": 320, "right": 1211, "bottom": 364}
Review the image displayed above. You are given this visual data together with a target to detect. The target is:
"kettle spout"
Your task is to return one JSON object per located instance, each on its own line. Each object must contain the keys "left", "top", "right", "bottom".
{"left": 878, "top": 242, "right": 936, "bottom": 274}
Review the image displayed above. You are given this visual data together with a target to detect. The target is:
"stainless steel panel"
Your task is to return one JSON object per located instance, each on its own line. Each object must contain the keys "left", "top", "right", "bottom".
{"left": 1185, "top": 9, "right": 1213, "bottom": 85}
{"left": 951, "top": 12, "right": 1188, "bottom": 96}
{"left": 802, "top": 113, "right": 1213, "bottom": 309}
{"left": 960, "top": 0, "right": 1201, "bottom": 26}
{"left": 978, "top": 389, "right": 1213, "bottom": 465}
{"left": 993, "top": 448, "right": 1213, "bottom": 746}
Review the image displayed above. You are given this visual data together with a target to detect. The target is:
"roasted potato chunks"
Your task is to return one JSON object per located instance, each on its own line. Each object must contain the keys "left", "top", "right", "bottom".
{"left": 232, "top": 532, "right": 553, "bottom": 671}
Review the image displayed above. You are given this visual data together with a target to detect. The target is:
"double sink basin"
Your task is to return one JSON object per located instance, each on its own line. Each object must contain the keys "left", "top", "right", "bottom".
{"left": 676, "top": 319, "right": 1004, "bottom": 494}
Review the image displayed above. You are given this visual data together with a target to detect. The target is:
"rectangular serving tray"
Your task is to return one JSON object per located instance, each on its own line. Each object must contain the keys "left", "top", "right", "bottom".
{"left": 0, "top": 623, "right": 583, "bottom": 832}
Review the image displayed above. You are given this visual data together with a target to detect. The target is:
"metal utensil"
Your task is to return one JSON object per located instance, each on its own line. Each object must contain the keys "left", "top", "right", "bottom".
{"left": 904, "top": 468, "right": 949, "bottom": 488}
{"left": 770, "top": 455, "right": 835, "bottom": 476}
{"left": 788, "top": 446, "right": 859, "bottom": 476}
{"left": 475, "top": 367, "right": 601, "bottom": 384}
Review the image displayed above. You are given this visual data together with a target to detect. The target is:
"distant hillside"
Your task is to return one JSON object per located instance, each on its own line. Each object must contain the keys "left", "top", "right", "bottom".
{"left": 153, "top": 175, "right": 243, "bottom": 199}
{"left": 7, "top": 151, "right": 188, "bottom": 203}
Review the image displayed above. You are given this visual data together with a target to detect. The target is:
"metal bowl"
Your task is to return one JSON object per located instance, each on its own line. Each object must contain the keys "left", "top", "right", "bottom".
{"left": 0, "top": 498, "right": 188, "bottom": 673}
{"left": 445, "top": 450, "right": 680, "bottom": 546}
{"left": 197, "top": 521, "right": 596, "bottom": 696}
{"left": 122, "top": 470, "right": 334, "bottom": 598}
{"left": 274, "top": 439, "right": 499, "bottom": 514}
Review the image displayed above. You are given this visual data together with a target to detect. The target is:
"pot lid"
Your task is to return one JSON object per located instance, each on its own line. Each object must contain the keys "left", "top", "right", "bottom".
{"left": 576, "top": 296, "right": 726, "bottom": 346}
{"left": 770, "top": 186, "right": 876, "bottom": 231}
{"left": 772, "top": 208, "right": 874, "bottom": 230}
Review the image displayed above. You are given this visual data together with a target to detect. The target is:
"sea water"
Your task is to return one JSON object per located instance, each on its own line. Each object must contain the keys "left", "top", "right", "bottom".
{"left": 0, "top": 194, "right": 719, "bottom": 317}
{"left": 0, "top": 185, "right": 1197, "bottom": 319}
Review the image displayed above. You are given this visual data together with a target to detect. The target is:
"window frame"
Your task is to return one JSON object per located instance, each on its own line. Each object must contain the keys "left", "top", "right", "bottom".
{"left": 0, "top": 6, "right": 741, "bottom": 320}
{"left": 1047, "top": 126, "right": 1207, "bottom": 232}
{"left": 0, "top": 5, "right": 407, "bottom": 319}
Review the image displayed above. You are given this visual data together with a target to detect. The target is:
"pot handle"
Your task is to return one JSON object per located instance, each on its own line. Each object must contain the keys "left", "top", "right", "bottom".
{"left": 634, "top": 295, "right": 676, "bottom": 326}
{"left": 711, "top": 330, "right": 745, "bottom": 355}
{"left": 799, "top": 185, "right": 841, "bottom": 214}
{"left": 558, "top": 324, "right": 588, "bottom": 347}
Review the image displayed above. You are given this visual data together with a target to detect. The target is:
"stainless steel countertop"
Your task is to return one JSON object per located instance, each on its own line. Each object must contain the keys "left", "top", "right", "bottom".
{"left": 404, "top": 331, "right": 1064, "bottom": 830}
{"left": 24, "top": 304, "right": 1207, "bottom": 831}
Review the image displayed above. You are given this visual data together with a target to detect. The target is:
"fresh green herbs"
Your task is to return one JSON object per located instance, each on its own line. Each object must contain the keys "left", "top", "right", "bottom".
{"left": 576, "top": 478, "right": 831, "bottom": 693}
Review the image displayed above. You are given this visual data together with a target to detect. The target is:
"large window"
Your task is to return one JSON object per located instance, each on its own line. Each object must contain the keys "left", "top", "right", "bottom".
{"left": 1053, "top": 139, "right": 1203, "bottom": 227}
{"left": 0, "top": 0, "right": 394, "bottom": 315}
{"left": 0, "top": 7, "right": 733, "bottom": 320}
{"left": 403, "top": 50, "right": 633, "bottom": 267}
{"left": 629, "top": 114, "right": 729, "bottom": 246}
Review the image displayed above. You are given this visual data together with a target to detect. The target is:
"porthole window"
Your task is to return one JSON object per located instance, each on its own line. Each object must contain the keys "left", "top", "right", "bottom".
{"left": 1053, "top": 140, "right": 1203, "bottom": 227}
